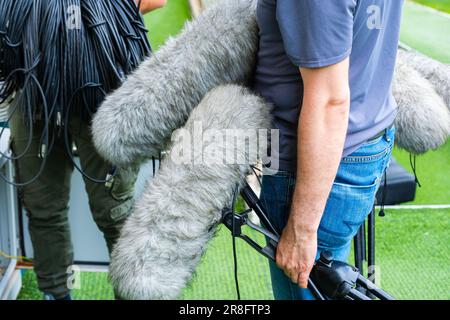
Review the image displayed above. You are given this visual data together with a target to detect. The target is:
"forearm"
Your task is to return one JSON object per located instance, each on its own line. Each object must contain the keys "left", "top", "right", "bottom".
{"left": 289, "top": 88, "right": 349, "bottom": 235}
{"left": 275, "top": 59, "right": 350, "bottom": 286}
{"left": 136, "top": 0, "right": 166, "bottom": 14}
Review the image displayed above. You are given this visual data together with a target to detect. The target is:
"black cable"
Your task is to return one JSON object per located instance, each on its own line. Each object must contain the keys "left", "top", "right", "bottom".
{"left": 0, "top": 82, "right": 34, "bottom": 161}
{"left": 0, "top": 2, "right": 54, "bottom": 185}
{"left": 152, "top": 156, "right": 156, "bottom": 177}
{"left": 0, "top": 57, "right": 49, "bottom": 162}
{"left": 0, "top": 0, "right": 151, "bottom": 187}
{"left": 409, "top": 153, "right": 422, "bottom": 188}
{"left": 64, "top": 82, "right": 116, "bottom": 184}
{"left": 0, "top": 73, "right": 49, "bottom": 187}
{"left": 250, "top": 164, "right": 263, "bottom": 189}
{"left": 0, "top": 1, "right": 63, "bottom": 184}
{"left": 378, "top": 171, "right": 388, "bottom": 217}
{"left": 250, "top": 164, "right": 275, "bottom": 226}
{"left": 0, "top": 0, "right": 150, "bottom": 126}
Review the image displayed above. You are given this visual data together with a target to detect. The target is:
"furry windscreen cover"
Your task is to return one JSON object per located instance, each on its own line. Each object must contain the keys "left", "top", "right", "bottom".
{"left": 109, "top": 85, "right": 271, "bottom": 300}
{"left": 92, "top": 0, "right": 258, "bottom": 167}
{"left": 398, "top": 49, "right": 450, "bottom": 110}
{"left": 393, "top": 54, "right": 450, "bottom": 154}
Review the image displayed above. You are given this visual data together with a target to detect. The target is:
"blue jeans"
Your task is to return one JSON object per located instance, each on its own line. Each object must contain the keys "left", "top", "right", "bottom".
{"left": 260, "top": 126, "right": 395, "bottom": 300}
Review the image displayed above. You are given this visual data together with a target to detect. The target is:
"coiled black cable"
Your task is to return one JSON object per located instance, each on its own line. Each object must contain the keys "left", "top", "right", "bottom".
{"left": 0, "top": 73, "right": 50, "bottom": 187}
{"left": 0, "top": 0, "right": 151, "bottom": 186}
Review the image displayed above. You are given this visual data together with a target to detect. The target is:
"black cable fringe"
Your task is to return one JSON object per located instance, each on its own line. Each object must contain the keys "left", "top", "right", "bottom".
{"left": 0, "top": 0, "right": 151, "bottom": 186}
{"left": 0, "top": 0, "right": 151, "bottom": 119}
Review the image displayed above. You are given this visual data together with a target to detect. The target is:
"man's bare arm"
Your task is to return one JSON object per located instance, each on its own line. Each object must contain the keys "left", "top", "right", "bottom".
{"left": 136, "top": 0, "right": 167, "bottom": 14}
{"left": 276, "top": 58, "right": 351, "bottom": 288}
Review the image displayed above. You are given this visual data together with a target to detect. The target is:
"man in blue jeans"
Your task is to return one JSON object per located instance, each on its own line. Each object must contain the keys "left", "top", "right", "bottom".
{"left": 252, "top": 0, "right": 403, "bottom": 299}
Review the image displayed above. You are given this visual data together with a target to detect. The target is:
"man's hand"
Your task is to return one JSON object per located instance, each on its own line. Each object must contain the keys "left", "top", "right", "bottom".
{"left": 276, "top": 58, "right": 350, "bottom": 287}
{"left": 276, "top": 219, "right": 317, "bottom": 288}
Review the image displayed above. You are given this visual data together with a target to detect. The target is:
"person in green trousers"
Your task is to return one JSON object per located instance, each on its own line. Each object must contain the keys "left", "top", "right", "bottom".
{"left": 8, "top": 0, "right": 166, "bottom": 300}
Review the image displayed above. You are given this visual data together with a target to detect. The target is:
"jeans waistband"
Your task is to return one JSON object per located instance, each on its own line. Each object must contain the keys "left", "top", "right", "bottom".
{"left": 367, "top": 123, "right": 394, "bottom": 142}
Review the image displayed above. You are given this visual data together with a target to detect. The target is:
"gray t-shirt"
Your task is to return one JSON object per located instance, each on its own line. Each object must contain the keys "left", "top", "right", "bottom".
{"left": 253, "top": 0, "right": 403, "bottom": 172}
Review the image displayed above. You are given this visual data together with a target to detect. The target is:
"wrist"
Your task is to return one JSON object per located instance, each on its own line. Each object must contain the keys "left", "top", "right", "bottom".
{"left": 286, "top": 216, "right": 318, "bottom": 239}
{"left": 288, "top": 206, "right": 320, "bottom": 235}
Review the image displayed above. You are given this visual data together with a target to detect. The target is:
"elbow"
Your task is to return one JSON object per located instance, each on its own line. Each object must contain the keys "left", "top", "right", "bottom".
{"left": 324, "top": 93, "right": 350, "bottom": 120}
{"left": 326, "top": 93, "right": 350, "bottom": 110}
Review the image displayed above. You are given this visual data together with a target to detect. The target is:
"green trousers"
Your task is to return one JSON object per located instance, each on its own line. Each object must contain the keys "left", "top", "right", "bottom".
{"left": 10, "top": 111, "right": 138, "bottom": 299}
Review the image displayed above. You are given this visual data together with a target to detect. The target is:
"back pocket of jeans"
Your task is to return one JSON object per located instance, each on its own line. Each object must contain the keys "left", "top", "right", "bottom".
{"left": 317, "top": 181, "right": 379, "bottom": 250}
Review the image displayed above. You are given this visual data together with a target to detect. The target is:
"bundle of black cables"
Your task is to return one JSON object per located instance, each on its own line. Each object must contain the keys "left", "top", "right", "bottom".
{"left": 0, "top": 0, "right": 151, "bottom": 186}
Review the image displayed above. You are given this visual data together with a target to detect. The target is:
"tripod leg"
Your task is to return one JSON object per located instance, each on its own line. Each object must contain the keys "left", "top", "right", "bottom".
{"left": 353, "top": 225, "right": 365, "bottom": 276}
{"left": 367, "top": 206, "right": 376, "bottom": 282}
{"left": 357, "top": 275, "right": 395, "bottom": 300}
{"left": 348, "top": 288, "right": 371, "bottom": 301}
{"left": 361, "top": 220, "right": 367, "bottom": 264}
{"left": 353, "top": 231, "right": 360, "bottom": 272}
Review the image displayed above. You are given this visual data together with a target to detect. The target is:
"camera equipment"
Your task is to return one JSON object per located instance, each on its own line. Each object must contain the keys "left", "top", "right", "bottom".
{"left": 222, "top": 182, "right": 395, "bottom": 300}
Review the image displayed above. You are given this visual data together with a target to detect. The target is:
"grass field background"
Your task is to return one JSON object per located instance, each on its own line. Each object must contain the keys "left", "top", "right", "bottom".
{"left": 413, "top": 0, "right": 450, "bottom": 13}
{"left": 17, "top": 0, "right": 450, "bottom": 300}
{"left": 403, "top": 1, "right": 450, "bottom": 63}
{"left": 145, "top": 0, "right": 191, "bottom": 49}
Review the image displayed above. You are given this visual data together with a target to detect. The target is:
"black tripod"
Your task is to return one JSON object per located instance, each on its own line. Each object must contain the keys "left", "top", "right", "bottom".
{"left": 353, "top": 206, "right": 378, "bottom": 293}
{"left": 221, "top": 183, "right": 394, "bottom": 300}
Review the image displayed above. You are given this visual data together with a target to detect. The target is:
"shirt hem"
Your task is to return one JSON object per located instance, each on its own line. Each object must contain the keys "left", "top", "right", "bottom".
{"left": 289, "top": 49, "right": 352, "bottom": 69}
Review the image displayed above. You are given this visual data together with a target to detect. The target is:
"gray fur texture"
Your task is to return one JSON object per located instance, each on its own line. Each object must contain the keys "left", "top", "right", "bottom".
{"left": 92, "top": 0, "right": 258, "bottom": 167}
{"left": 399, "top": 49, "right": 450, "bottom": 110}
{"left": 109, "top": 85, "right": 271, "bottom": 300}
{"left": 393, "top": 55, "right": 450, "bottom": 154}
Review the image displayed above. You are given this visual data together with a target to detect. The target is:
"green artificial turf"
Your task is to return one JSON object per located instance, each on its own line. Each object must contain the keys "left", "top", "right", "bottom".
{"left": 401, "top": 1, "right": 450, "bottom": 63}
{"left": 374, "top": 209, "right": 450, "bottom": 300}
{"left": 185, "top": 208, "right": 450, "bottom": 300}
{"left": 180, "top": 226, "right": 273, "bottom": 300}
{"left": 16, "top": 0, "right": 450, "bottom": 301}
{"left": 18, "top": 210, "right": 450, "bottom": 300}
{"left": 18, "top": 270, "right": 115, "bottom": 300}
{"left": 412, "top": 0, "right": 450, "bottom": 14}
{"left": 393, "top": 141, "right": 450, "bottom": 204}
{"left": 144, "top": 0, "right": 191, "bottom": 50}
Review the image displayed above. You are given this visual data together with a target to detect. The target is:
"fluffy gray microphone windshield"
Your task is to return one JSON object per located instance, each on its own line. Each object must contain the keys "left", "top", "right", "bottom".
{"left": 393, "top": 55, "right": 450, "bottom": 154}
{"left": 109, "top": 85, "right": 271, "bottom": 300}
{"left": 91, "top": 0, "right": 258, "bottom": 167}
{"left": 398, "top": 49, "right": 450, "bottom": 110}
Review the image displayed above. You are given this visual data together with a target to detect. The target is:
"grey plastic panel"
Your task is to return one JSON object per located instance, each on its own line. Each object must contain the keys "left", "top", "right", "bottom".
{"left": 22, "top": 160, "right": 158, "bottom": 266}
